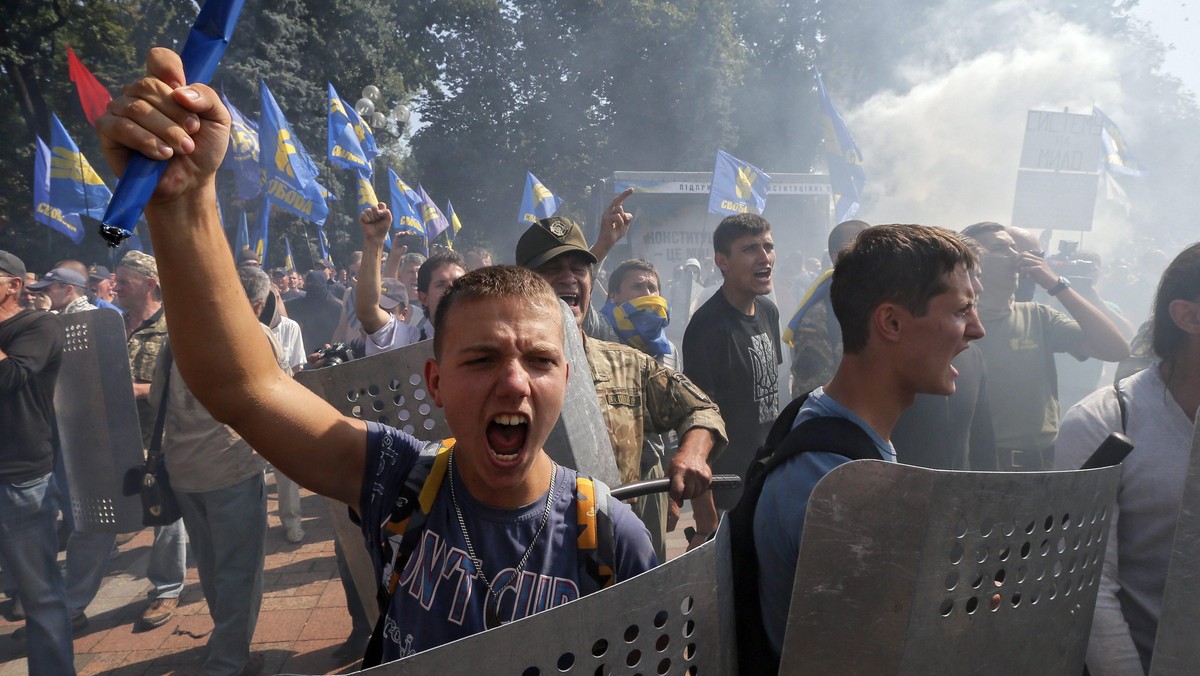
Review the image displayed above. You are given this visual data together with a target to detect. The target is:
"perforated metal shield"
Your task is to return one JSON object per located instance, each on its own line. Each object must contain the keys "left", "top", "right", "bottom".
{"left": 294, "top": 302, "right": 620, "bottom": 486}
{"left": 780, "top": 461, "right": 1121, "bottom": 675}
{"left": 1149, "top": 418, "right": 1200, "bottom": 675}
{"left": 53, "top": 309, "right": 145, "bottom": 533}
{"left": 347, "top": 522, "right": 737, "bottom": 675}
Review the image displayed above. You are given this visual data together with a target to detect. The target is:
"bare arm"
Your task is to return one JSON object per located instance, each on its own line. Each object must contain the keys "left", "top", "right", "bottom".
{"left": 97, "top": 48, "right": 364, "bottom": 508}
{"left": 355, "top": 204, "right": 393, "bottom": 335}
{"left": 1021, "top": 253, "right": 1130, "bottom": 361}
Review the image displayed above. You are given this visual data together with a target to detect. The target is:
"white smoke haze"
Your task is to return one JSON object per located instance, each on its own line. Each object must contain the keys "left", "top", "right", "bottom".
{"left": 847, "top": 4, "right": 1135, "bottom": 255}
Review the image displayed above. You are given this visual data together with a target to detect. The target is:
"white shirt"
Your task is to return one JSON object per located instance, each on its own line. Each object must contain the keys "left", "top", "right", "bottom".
{"left": 272, "top": 316, "right": 307, "bottom": 373}
{"left": 365, "top": 315, "right": 423, "bottom": 356}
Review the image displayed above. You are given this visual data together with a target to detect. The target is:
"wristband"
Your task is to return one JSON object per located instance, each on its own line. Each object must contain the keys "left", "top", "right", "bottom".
{"left": 1048, "top": 277, "right": 1072, "bottom": 297}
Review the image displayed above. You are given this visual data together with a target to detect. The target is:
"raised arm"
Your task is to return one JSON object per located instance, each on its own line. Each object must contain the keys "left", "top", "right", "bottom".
{"left": 355, "top": 203, "right": 393, "bottom": 335}
{"left": 589, "top": 187, "right": 634, "bottom": 266}
{"left": 97, "top": 48, "right": 365, "bottom": 507}
{"left": 1020, "top": 252, "right": 1130, "bottom": 361}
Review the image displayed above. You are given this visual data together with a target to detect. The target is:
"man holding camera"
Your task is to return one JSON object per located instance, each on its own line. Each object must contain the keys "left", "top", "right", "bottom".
{"left": 961, "top": 222, "right": 1129, "bottom": 470}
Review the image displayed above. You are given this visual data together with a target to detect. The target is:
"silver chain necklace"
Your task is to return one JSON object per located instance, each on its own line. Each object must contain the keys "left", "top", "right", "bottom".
{"left": 447, "top": 448, "right": 558, "bottom": 629}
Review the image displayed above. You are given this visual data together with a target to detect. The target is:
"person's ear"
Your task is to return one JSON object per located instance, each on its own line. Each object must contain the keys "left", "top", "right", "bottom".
{"left": 714, "top": 252, "right": 729, "bottom": 275}
{"left": 425, "top": 358, "right": 443, "bottom": 408}
{"left": 872, "top": 303, "right": 905, "bottom": 344}
{"left": 1169, "top": 299, "right": 1200, "bottom": 335}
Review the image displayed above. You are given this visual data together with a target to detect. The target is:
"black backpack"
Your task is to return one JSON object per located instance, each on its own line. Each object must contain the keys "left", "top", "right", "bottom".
{"left": 727, "top": 392, "right": 881, "bottom": 675}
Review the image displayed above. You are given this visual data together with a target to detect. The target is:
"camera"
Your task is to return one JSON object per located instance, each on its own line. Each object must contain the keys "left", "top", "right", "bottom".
{"left": 311, "top": 342, "right": 355, "bottom": 369}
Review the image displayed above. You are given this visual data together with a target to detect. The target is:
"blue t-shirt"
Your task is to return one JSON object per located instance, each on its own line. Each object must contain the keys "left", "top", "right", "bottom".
{"left": 753, "top": 387, "right": 895, "bottom": 655}
{"left": 358, "top": 422, "right": 658, "bottom": 662}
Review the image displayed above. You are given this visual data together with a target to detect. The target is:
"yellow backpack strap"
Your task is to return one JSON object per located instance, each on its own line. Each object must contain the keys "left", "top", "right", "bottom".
{"left": 382, "top": 438, "right": 454, "bottom": 596}
{"left": 576, "top": 476, "right": 615, "bottom": 590}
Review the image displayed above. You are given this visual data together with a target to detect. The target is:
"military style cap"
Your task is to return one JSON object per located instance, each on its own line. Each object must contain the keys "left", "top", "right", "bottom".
{"left": 0, "top": 250, "right": 25, "bottom": 279}
{"left": 516, "top": 216, "right": 598, "bottom": 269}
{"left": 28, "top": 267, "right": 88, "bottom": 290}
{"left": 118, "top": 250, "right": 158, "bottom": 279}
{"left": 87, "top": 264, "right": 111, "bottom": 281}
{"left": 379, "top": 277, "right": 408, "bottom": 311}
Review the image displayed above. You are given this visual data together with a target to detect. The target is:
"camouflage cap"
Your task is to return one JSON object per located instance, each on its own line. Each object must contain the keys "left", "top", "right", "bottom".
{"left": 118, "top": 250, "right": 158, "bottom": 279}
{"left": 515, "top": 216, "right": 598, "bottom": 269}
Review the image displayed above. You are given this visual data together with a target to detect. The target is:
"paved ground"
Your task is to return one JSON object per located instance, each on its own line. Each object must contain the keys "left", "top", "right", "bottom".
{"left": 0, "top": 476, "right": 695, "bottom": 675}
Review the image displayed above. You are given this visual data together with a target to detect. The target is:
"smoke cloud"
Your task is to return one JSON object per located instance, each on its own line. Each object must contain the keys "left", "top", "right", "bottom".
{"left": 847, "top": 4, "right": 1133, "bottom": 251}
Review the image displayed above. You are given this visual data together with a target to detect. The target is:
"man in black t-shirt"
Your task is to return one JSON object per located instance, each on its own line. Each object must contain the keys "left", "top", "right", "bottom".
{"left": 683, "top": 214, "right": 782, "bottom": 510}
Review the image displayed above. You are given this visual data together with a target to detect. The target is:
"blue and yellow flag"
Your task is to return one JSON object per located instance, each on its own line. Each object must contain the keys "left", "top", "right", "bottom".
{"left": 417, "top": 185, "right": 450, "bottom": 247}
{"left": 221, "top": 92, "right": 261, "bottom": 201}
{"left": 516, "top": 172, "right": 563, "bottom": 226}
{"left": 260, "top": 81, "right": 329, "bottom": 225}
{"left": 816, "top": 69, "right": 866, "bottom": 222}
{"left": 254, "top": 203, "right": 270, "bottom": 261}
{"left": 600, "top": 296, "right": 672, "bottom": 359}
{"left": 34, "top": 137, "right": 84, "bottom": 244}
{"left": 387, "top": 168, "right": 425, "bottom": 236}
{"left": 783, "top": 269, "right": 834, "bottom": 347}
{"left": 356, "top": 174, "right": 379, "bottom": 214}
{"left": 441, "top": 200, "right": 463, "bottom": 248}
{"left": 284, "top": 234, "right": 296, "bottom": 271}
{"left": 348, "top": 102, "right": 378, "bottom": 163}
{"left": 49, "top": 113, "right": 111, "bottom": 220}
{"left": 233, "top": 208, "right": 250, "bottom": 254}
{"left": 327, "top": 84, "right": 373, "bottom": 175}
{"left": 708, "top": 149, "right": 770, "bottom": 216}
{"left": 1095, "top": 107, "right": 1147, "bottom": 178}
{"left": 316, "top": 224, "right": 331, "bottom": 261}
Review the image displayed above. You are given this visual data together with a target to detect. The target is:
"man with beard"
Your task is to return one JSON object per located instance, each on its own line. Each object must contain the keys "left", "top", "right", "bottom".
{"left": 960, "top": 222, "right": 1129, "bottom": 470}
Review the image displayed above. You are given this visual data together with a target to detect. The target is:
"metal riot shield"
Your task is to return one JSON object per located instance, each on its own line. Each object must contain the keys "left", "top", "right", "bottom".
{"left": 780, "top": 461, "right": 1121, "bottom": 675}
{"left": 294, "top": 301, "right": 619, "bottom": 485}
{"left": 342, "top": 522, "right": 737, "bottom": 675}
{"left": 54, "top": 309, "right": 145, "bottom": 533}
{"left": 1148, "top": 418, "right": 1200, "bottom": 675}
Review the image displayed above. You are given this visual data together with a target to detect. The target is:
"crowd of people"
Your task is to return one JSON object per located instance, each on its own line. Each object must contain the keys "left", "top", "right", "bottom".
{"left": 1, "top": 46, "right": 1195, "bottom": 676}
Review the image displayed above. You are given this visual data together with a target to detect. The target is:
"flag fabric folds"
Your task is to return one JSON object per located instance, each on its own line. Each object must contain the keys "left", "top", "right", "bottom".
{"left": 316, "top": 224, "right": 331, "bottom": 261}
{"left": 222, "top": 93, "right": 262, "bottom": 200}
{"left": 516, "top": 172, "right": 563, "bottom": 226}
{"left": 66, "top": 46, "right": 112, "bottom": 127}
{"left": 100, "top": 0, "right": 247, "bottom": 245}
{"left": 1095, "top": 107, "right": 1148, "bottom": 177}
{"left": 816, "top": 69, "right": 866, "bottom": 222}
{"left": 599, "top": 296, "right": 673, "bottom": 359}
{"left": 387, "top": 169, "right": 425, "bottom": 236}
{"left": 443, "top": 200, "right": 463, "bottom": 248}
{"left": 260, "top": 81, "right": 329, "bottom": 225}
{"left": 356, "top": 174, "right": 379, "bottom": 214}
{"left": 783, "top": 269, "right": 834, "bottom": 347}
{"left": 284, "top": 235, "right": 297, "bottom": 271}
{"left": 234, "top": 208, "right": 250, "bottom": 254}
{"left": 33, "top": 137, "right": 85, "bottom": 244}
{"left": 254, "top": 204, "right": 270, "bottom": 260}
{"left": 708, "top": 149, "right": 770, "bottom": 216}
{"left": 49, "top": 113, "right": 112, "bottom": 221}
{"left": 417, "top": 185, "right": 450, "bottom": 247}
{"left": 327, "top": 84, "right": 373, "bottom": 175}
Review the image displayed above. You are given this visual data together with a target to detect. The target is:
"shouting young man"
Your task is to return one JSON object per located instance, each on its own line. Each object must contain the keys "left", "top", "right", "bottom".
{"left": 96, "top": 48, "right": 656, "bottom": 665}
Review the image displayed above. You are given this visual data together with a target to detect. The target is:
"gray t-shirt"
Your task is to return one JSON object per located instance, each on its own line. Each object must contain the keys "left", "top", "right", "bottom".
{"left": 1055, "top": 364, "right": 1195, "bottom": 675}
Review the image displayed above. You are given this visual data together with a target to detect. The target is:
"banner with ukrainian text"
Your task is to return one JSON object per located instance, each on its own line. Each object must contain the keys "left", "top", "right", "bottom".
{"left": 34, "top": 137, "right": 85, "bottom": 244}
{"left": 259, "top": 81, "right": 329, "bottom": 225}
{"left": 387, "top": 168, "right": 425, "bottom": 236}
{"left": 328, "top": 83, "right": 373, "bottom": 175}
{"left": 49, "top": 113, "right": 112, "bottom": 221}
{"left": 707, "top": 149, "right": 770, "bottom": 216}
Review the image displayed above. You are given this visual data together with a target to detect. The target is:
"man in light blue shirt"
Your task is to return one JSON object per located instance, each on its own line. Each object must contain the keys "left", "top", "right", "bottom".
{"left": 754, "top": 224, "right": 987, "bottom": 656}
